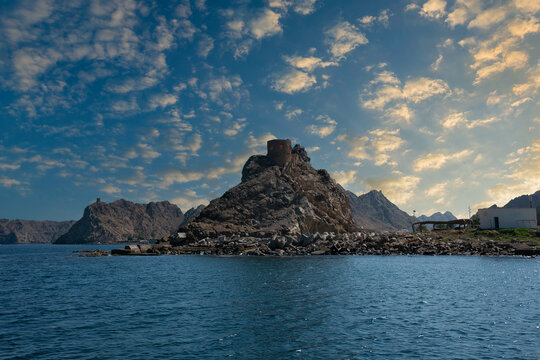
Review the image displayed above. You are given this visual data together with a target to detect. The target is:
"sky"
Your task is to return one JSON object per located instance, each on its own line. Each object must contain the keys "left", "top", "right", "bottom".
{"left": 0, "top": 0, "right": 539, "bottom": 221}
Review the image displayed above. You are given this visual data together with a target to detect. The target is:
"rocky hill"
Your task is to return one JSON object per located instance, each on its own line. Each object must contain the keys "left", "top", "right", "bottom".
{"left": 504, "top": 190, "right": 540, "bottom": 224}
{"left": 177, "top": 139, "right": 357, "bottom": 242}
{"left": 346, "top": 190, "right": 415, "bottom": 232}
{"left": 417, "top": 211, "right": 457, "bottom": 222}
{"left": 0, "top": 219, "right": 75, "bottom": 244}
{"left": 55, "top": 199, "right": 184, "bottom": 244}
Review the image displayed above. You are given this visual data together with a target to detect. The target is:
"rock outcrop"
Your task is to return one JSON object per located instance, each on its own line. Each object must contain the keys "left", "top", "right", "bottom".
{"left": 504, "top": 190, "right": 540, "bottom": 225}
{"left": 346, "top": 190, "right": 415, "bottom": 232}
{"left": 177, "top": 140, "right": 357, "bottom": 243}
{"left": 0, "top": 219, "right": 76, "bottom": 244}
{"left": 55, "top": 199, "right": 184, "bottom": 244}
{"left": 180, "top": 205, "right": 206, "bottom": 227}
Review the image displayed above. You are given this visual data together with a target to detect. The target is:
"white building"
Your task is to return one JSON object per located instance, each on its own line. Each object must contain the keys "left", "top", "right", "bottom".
{"left": 478, "top": 208, "right": 537, "bottom": 229}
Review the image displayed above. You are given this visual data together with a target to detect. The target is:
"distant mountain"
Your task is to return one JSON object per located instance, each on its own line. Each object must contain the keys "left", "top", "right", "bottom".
{"left": 503, "top": 190, "right": 540, "bottom": 225}
{"left": 417, "top": 211, "right": 457, "bottom": 222}
{"left": 346, "top": 190, "right": 415, "bottom": 232}
{"left": 55, "top": 199, "right": 184, "bottom": 244}
{"left": 0, "top": 219, "right": 76, "bottom": 244}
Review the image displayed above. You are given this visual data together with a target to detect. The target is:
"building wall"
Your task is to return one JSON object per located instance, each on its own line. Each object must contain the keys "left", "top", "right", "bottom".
{"left": 478, "top": 208, "right": 537, "bottom": 229}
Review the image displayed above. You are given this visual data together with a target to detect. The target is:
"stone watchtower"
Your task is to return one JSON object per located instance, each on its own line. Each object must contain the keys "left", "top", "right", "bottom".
{"left": 267, "top": 139, "right": 292, "bottom": 167}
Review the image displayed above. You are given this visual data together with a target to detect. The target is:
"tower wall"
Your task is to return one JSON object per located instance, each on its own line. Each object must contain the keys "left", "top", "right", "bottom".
{"left": 267, "top": 139, "right": 292, "bottom": 167}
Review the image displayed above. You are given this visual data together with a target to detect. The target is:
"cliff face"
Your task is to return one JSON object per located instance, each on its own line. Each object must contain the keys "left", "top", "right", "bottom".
{"left": 55, "top": 199, "right": 184, "bottom": 244}
{"left": 504, "top": 190, "right": 540, "bottom": 224}
{"left": 0, "top": 219, "right": 75, "bottom": 244}
{"left": 347, "top": 190, "right": 415, "bottom": 232}
{"left": 178, "top": 143, "right": 357, "bottom": 242}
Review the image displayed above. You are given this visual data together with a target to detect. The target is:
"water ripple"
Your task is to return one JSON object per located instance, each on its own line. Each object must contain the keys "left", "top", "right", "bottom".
{"left": 0, "top": 246, "right": 538, "bottom": 359}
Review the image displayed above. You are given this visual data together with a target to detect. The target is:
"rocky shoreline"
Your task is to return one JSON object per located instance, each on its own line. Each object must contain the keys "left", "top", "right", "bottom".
{"left": 85, "top": 230, "right": 540, "bottom": 257}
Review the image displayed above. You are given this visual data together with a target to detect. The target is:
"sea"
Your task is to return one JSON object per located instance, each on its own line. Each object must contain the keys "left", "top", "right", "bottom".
{"left": 0, "top": 244, "right": 538, "bottom": 359}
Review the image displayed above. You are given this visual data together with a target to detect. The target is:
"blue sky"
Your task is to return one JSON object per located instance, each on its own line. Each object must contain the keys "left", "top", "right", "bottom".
{"left": 0, "top": 0, "right": 539, "bottom": 221}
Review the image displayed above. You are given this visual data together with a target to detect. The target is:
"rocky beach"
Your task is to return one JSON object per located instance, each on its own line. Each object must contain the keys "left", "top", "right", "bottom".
{"left": 103, "top": 228, "right": 539, "bottom": 257}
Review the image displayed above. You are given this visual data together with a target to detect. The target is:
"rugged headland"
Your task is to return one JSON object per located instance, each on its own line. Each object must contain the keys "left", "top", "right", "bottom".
{"left": 178, "top": 139, "right": 357, "bottom": 242}
{"left": 0, "top": 219, "right": 75, "bottom": 244}
{"left": 103, "top": 139, "right": 539, "bottom": 257}
{"left": 56, "top": 199, "right": 184, "bottom": 244}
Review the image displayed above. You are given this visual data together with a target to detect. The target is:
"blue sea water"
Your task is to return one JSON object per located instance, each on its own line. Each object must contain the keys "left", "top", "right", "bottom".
{"left": 0, "top": 245, "right": 538, "bottom": 359}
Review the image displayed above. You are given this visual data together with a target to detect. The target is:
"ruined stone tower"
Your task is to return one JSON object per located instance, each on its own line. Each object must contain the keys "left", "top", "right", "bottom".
{"left": 267, "top": 139, "right": 292, "bottom": 167}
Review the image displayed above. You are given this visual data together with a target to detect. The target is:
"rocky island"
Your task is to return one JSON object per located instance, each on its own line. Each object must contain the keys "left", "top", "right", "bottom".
{"left": 107, "top": 139, "right": 539, "bottom": 257}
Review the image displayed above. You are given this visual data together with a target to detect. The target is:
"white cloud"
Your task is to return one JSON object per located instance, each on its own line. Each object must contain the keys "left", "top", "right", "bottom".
{"left": 362, "top": 71, "right": 450, "bottom": 111}
{"left": 441, "top": 112, "right": 468, "bottom": 128}
{"left": 284, "top": 56, "right": 337, "bottom": 72}
{"left": 474, "top": 50, "right": 528, "bottom": 84}
{"left": 250, "top": 9, "right": 282, "bottom": 39}
{"left": 285, "top": 108, "right": 303, "bottom": 120}
{"left": 385, "top": 104, "right": 413, "bottom": 124}
{"left": 369, "top": 129, "right": 405, "bottom": 153}
{"left": 106, "top": 76, "right": 159, "bottom": 94}
{"left": 101, "top": 183, "right": 121, "bottom": 195}
{"left": 0, "top": 163, "right": 21, "bottom": 170}
{"left": 175, "top": 0, "right": 191, "bottom": 18}
{"left": 419, "top": 0, "right": 447, "bottom": 19}
{"left": 431, "top": 54, "right": 443, "bottom": 71}
{"left": 308, "top": 115, "right": 337, "bottom": 138}
{"left": 13, "top": 48, "right": 62, "bottom": 90}
{"left": 337, "top": 134, "right": 371, "bottom": 160}
{"left": 149, "top": 93, "right": 178, "bottom": 109}
{"left": 507, "top": 16, "right": 540, "bottom": 38}
{"left": 359, "top": 9, "right": 391, "bottom": 27}
{"left": 272, "top": 69, "right": 316, "bottom": 94}
{"left": 338, "top": 129, "right": 405, "bottom": 166}
{"left": 197, "top": 34, "right": 214, "bottom": 58}
{"left": 224, "top": 118, "right": 247, "bottom": 136}
{"left": 331, "top": 170, "right": 357, "bottom": 187}
{"left": 0, "top": 177, "right": 21, "bottom": 187}
{"left": 425, "top": 181, "right": 448, "bottom": 197}
{"left": 512, "top": 60, "right": 540, "bottom": 95}
{"left": 293, "top": 0, "right": 317, "bottom": 15}
{"left": 111, "top": 98, "right": 139, "bottom": 112}
{"left": 159, "top": 169, "right": 205, "bottom": 188}
{"left": 413, "top": 149, "right": 474, "bottom": 171}
{"left": 325, "top": 21, "right": 368, "bottom": 59}
{"left": 364, "top": 175, "right": 421, "bottom": 205}
{"left": 468, "top": 6, "right": 508, "bottom": 29}
{"left": 446, "top": 7, "right": 469, "bottom": 27}
{"left": 513, "top": 0, "right": 540, "bottom": 13}
{"left": 402, "top": 77, "right": 450, "bottom": 102}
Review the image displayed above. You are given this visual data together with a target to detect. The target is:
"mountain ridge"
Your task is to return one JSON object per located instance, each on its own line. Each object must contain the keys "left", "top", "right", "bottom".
{"left": 0, "top": 219, "right": 76, "bottom": 244}
{"left": 55, "top": 199, "right": 184, "bottom": 244}
{"left": 346, "top": 190, "right": 415, "bottom": 232}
